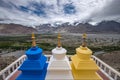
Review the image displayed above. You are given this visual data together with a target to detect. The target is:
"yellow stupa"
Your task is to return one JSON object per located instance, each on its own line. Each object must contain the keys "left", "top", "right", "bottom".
{"left": 71, "top": 33, "right": 102, "bottom": 80}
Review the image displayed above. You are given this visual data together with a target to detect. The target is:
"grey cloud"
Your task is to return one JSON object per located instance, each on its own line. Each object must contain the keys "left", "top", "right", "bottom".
{"left": 90, "top": 0, "right": 120, "bottom": 23}
{"left": 0, "top": 0, "right": 13, "bottom": 9}
{"left": 101, "top": 0, "right": 120, "bottom": 16}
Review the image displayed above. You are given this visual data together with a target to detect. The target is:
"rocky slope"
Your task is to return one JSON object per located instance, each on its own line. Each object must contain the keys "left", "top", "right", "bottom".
{"left": 0, "top": 24, "right": 37, "bottom": 34}
{"left": 97, "top": 51, "right": 120, "bottom": 72}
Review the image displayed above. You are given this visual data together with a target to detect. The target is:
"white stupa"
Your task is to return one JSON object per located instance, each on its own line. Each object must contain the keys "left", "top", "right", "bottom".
{"left": 45, "top": 33, "right": 73, "bottom": 80}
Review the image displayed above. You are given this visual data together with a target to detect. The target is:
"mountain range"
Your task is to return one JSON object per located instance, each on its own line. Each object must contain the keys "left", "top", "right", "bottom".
{"left": 0, "top": 21, "right": 120, "bottom": 34}
{"left": 36, "top": 21, "right": 120, "bottom": 34}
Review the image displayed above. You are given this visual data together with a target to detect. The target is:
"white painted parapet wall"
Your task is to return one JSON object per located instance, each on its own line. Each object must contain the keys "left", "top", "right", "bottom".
{"left": 0, "top": 55, "right": 120, "bottom": 80}
{"left": 46, "top": 47, "right": 73, "bottom": 80}
{"left": 92, "top": 56, "right": 120, "bottom": 80}
{"left": 0, "top": 55, "right": 26, "bottom": 80}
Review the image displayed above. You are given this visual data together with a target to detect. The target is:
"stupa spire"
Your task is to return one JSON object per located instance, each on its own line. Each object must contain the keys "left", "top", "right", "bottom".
{"left": 82, "top": 33, "right": 87, "bottom": 47}
{"left": 31, "top": 32, "right": 36, "bottom": 47}
{"left": 57, "top": 33, "right": 62, "bottom": 47}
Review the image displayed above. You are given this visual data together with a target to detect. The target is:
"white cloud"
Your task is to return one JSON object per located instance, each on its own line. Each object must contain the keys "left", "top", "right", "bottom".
{"left": 0, "top": 0, "right": 120, "bottom": 26}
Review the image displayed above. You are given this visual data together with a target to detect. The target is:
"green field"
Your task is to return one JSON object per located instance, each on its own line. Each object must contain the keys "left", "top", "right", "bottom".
{"left": 0, "top": 33, "right": 120, "bottom": 55}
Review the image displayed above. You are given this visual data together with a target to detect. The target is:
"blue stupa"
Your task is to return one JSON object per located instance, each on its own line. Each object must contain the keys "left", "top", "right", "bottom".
{"left": 16, "top": 33, "right": 48, "bottom": 80}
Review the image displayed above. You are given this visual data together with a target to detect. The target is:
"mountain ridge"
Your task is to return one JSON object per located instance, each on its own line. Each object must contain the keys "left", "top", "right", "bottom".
{"left": 0, "top": 21, "right": 120, "bottom": 34}
{"left": 36, "top": 21, "right": 120, "bottom": 34}
{"left": 0, "top": 23, "right": 37, "bottom": 34}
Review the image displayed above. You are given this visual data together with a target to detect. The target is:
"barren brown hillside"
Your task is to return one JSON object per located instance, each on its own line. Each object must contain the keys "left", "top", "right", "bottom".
{"left": 0, "top": 24, "right": 37, "bottom": 34}
{"left": 97, "top": 51, "right": 120, "bottom": 72}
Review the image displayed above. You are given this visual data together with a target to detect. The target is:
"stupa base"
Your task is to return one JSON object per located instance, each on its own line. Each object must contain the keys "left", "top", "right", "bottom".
{"left": 16, "top": 63, "right": 48, "bottom": 80}
{"left": 71, "top": 63, "right": 102, "bottom": 80}
{"left": 46, "top": 70, "right": 73, "bottom": 80}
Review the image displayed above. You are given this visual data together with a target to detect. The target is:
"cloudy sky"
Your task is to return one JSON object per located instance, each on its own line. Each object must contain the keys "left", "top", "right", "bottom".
{"left": 0, "top": 0, "right": 120, "bottom": 26}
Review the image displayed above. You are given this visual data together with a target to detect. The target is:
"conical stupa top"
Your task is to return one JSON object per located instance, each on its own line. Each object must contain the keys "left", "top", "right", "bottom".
{"left": 31, "top": 32, "right": 36, "bottom": 47}
{"left": 82, "top": 33, "right": 87, "bottom": 47}
{"left": 76, "top": 33, "right": 92, "bottom": 59}
{"left": 51, "top": 33, "right": 67, "bottom": 60}
{"left": 57, "top": 33, "right": 62, "bottom": 47}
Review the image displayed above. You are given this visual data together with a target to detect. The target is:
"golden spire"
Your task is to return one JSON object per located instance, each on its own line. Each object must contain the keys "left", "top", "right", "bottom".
{"left": 57, "top": 33, "right": 62, "bottom": 47}
{"left": 31, "top": 32, "right": 36, "bottom": 47}
{"left": 82, "top": 33, "right": 87, "bottom": 47}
